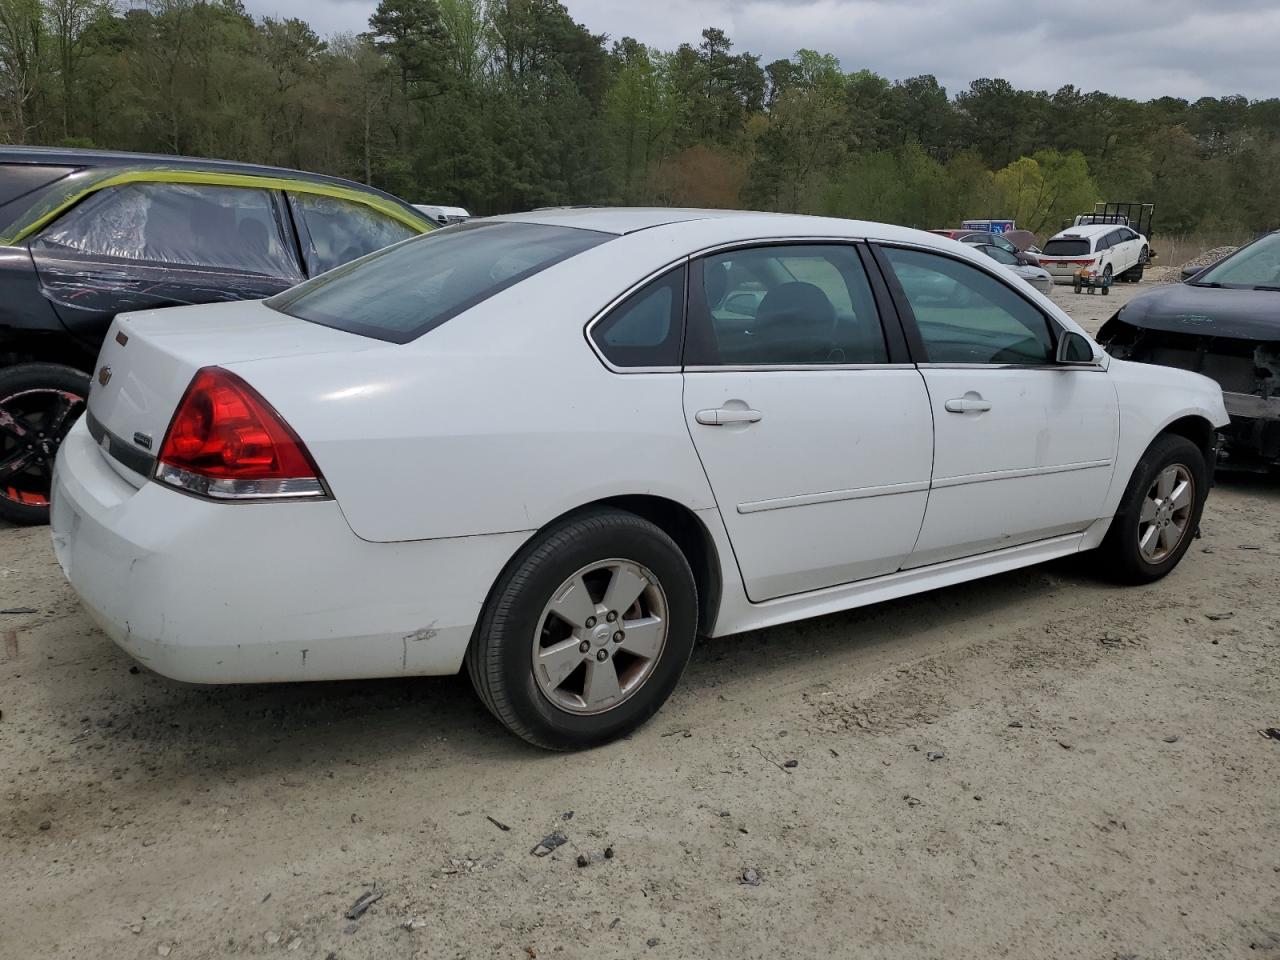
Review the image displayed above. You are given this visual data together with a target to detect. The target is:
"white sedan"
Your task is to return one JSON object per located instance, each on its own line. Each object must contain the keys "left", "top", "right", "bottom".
{"left": 51, "top": 209, "right": 1227, "bottom": 749}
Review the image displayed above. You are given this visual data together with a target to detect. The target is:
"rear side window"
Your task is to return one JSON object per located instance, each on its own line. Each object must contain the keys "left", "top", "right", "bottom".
{"left": 1043, "top": 238, "right": 1090, "bottom": 257}
{"left": 270, "top": 221, "right": 612, "bottom": 344}
{"left": 288, "top": 193, "right": 417, "bottom": 275}
{"left": 32, "top": 182, "right": 301, "bottom": 278}
{"left": 590, "top": 266, "right": 685, "bottom": 368}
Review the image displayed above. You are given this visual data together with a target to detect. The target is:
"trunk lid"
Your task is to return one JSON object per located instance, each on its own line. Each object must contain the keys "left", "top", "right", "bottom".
{"left": 87, "top": 300, "right": 378, "bottom": 485}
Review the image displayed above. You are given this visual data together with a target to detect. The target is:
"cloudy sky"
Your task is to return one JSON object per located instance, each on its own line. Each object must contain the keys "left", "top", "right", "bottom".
{"left": 239, "top": 0, "right": 1280, "bottom": 101}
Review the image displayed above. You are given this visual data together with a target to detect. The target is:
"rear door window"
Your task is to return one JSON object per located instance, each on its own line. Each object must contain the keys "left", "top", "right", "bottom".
{"left": 287, "top": 193, "right": 418, "bottom": 275}
{"left": 685, "top": 244, "right": 889, "bottom": 366}
{"left": 269, "top": 220, "right": 611, "bottom": 344}
{"left": 32, "top": 182, "right": 301, "bottom": 278}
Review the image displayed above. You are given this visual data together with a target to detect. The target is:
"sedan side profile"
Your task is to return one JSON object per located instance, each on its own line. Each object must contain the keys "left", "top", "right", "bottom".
{"left": 52, "top": 210, "right": 1227, "bottom": 749}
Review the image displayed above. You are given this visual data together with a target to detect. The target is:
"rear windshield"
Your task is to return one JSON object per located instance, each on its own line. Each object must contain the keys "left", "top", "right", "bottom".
{"left": 1043, "top": 238, "right": 1090, "bottom": 257}
{"left": 268, "top": 220, "right": 612, "bottom": 343}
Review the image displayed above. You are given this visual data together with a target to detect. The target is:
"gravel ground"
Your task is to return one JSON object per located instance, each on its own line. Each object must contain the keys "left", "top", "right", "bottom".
{"left": 2, "top": 277, "right": 1278, "bottom": 960}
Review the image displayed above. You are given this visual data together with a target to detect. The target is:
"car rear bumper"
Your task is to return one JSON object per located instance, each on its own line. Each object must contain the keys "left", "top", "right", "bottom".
{"left": 50, "top": 416, "right": 530, "bottom": 683}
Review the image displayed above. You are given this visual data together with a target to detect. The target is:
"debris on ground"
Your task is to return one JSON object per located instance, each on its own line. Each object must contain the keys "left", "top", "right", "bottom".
{"left": 157, "top": 945, "right": 171, "bottom": 957}
{"left": 265, "top": 931, "right": 281, "bottom": 945}
{"left": 604, "top": 846, "right": 615, "bottom": 859}
{"left": 609, "top": 918, "right": 620, "bottom": 930}
{"left": 661, "top": 728, "right": 691, "bottom": 738}
{"left": 576, "top": 854, "right": 589, "bottom": 868}
{"left": 646, "top": 937, "right": 660, "bottom": 947}
{"left": 0, "top": 607, "right": 36, "bottom": 614}
{"left": 783, "top": 759, "right": 798, "bottom": 769}
{"left": 1057, "top": 740, "right": 1074, "bottom": 750}
{"left": 1163, "top": 734, "right": 1181, "bottom": 743}
{"left": 531, "top": 832, "right": 567, "bottom": 856}
{"left": 1239, "top": 545, "right": 1262, "bottom": 551}
{"left": 38, "top": 820, "right": 50, "bottom": 831}
{"left": 1260, "top": 728, "right": 1280, "bottom": 742}
{"left": 286, "top": 936, "right": 302, "bottom": 951}
{"left": 1206, "top": 612, "right": 1235, "bottom": 621}
{"left": 903, "top": 795, "right": 922, "bottom": 807}
{"left": 926, "top": 751, "right": 945, "bottom": 762}
{"left": 560, "top": 811, "right": 574, "bottom": 821}
{"left": 401, "top": 918, "right": 428, "bottom": 931}
{"left": 344, "top": 889, "right": 383, "bottom": 920}
{"left": 485, "top": 815, "right": 510, "bottom": 832}
{"left": 1008, "top": 720, "right": 1023, "bottom": 728}
{"left": 739, "top": 867, "right": 761, "bottom": 886}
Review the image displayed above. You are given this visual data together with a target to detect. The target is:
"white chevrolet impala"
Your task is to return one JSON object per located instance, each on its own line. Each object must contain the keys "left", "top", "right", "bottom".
{"left": 51, "top": 209, "right": 1227, "bottom": 749}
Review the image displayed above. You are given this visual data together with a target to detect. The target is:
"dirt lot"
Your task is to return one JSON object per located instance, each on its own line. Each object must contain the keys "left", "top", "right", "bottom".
{"left": 2, "top": 278, "right": 1279, "bottom": 960}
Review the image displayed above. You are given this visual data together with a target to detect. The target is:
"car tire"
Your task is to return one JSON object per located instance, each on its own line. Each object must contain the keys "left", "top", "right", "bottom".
{"left": 1096, "top": 433, "right": 1208, "bottom": 585}
{"left": 0, "top": 362, "right": 90, "bottom": 526}
{"left": 466, "top": 508, "right": 698, "bottom": 750}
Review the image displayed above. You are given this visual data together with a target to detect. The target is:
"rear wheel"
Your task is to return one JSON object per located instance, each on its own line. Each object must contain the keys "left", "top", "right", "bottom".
{"left": 0, "top": 363, "right": 89, "bottom": 525}
{"left": 466, "top": 509, "right": 698, "bottom": 750}
{"left": 1097, "top": 434, "right": 1208, "bottom": 584}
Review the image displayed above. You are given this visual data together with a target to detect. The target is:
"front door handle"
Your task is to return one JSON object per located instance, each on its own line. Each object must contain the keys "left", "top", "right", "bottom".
{"left": 695, "top": 407, "right": 763, "bottom": 426}
{"left": 944, "top": 398, "right": 993, "bottom": 414}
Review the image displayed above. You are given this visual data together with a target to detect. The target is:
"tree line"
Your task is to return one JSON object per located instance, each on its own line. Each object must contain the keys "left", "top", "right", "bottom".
{"left": 1, "top": 0, "right": 1277, "bottom": 239}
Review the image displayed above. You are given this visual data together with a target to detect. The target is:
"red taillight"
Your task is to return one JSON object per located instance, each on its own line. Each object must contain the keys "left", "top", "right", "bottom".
{"left": 154, "top": 366, "right": 327, "bottom": 500}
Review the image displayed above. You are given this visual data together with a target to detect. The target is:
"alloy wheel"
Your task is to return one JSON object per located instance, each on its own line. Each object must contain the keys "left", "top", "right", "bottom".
{"left": 531, "top": 559, "right": 669, "bottom": 715}
{"left": 1138, "top": 463, "right": 1194, "bottom": 563}
{"left": 0, "top": 387, "right": 85, "bottom": 508}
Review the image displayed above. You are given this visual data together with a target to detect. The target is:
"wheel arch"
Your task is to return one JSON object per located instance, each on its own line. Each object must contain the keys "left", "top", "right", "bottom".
{"left": 0, "top": 329, "right": 95, "bottom": 370}
{"left": 1159, "top": 414, "right": 1216, "bottom": 465}
{"left": 480, "top": 494, "right": 724, "bottom": 640}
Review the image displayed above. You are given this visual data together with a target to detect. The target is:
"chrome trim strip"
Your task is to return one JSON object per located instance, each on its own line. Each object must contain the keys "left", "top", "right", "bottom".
{"left": 686, "top": 363, "right": 915, "bottom": 374}
{"left": 85, "top": 409, "right": 155, "bottom": 477}
{"left": 917, "top": 362, "right": 1104, "bottom": 371}
{"left": 931, "top": 459, "right": 1113, "bottom": 489}
{"left": 738, "top": 479, "right": 930, "bottom": 514}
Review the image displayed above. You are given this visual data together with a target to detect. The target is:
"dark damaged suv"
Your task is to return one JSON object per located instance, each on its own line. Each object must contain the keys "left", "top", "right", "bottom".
{"left": 1098, "top": 231, "right": 1280, "bottom": 471}
{"left": 0, "top": 147, "right": 432, "bottom": 523}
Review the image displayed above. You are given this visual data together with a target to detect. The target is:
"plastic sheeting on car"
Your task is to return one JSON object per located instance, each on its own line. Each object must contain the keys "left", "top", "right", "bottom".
{"left": 31, "top": 182, "right": 303, "bottom": 279}
{"left": 289, "top": 192, "right": 418, "bottom": 276}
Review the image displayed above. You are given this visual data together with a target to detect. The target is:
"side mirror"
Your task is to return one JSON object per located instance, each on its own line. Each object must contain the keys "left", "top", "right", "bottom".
{"left": 1181, "top": 265, "right": 1204, "bottom": 281}
{"left": 1056, "top": 330, "right": 1096, "bottom": 365}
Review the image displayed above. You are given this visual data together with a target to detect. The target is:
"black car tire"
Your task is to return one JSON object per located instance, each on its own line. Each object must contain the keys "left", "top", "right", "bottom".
{"left": 1096, "top": 434, "right": 1208, "bottom": 585}
{"left": 467, "top": 508, "right": 698, "bottom": 750}
{"left": 0, "top": 362, "right": 90, "bottom": 525}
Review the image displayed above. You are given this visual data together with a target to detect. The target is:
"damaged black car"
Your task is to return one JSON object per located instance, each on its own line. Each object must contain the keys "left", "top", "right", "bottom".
{"left": 1098, "top": 230, "right": 1280, "bottom": 470}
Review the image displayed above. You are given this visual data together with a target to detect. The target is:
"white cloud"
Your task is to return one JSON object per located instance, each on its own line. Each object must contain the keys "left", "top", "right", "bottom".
{"left": 238, "top": 0, "right": 1280, "bottom": 101}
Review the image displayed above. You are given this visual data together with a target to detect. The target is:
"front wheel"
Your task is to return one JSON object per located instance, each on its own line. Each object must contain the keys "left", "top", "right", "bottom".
{"left": 0, "top": 362, "right": 90, "bottom": 525}
{"left": 1096, "top": 434, "right": 1208, "bottom": 584}
{"left": 466, "top": 509, "right": 698, "bottom": 749}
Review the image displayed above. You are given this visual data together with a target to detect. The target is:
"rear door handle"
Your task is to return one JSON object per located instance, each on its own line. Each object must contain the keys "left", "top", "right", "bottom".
{"left": 695, "top": 407, "right": 762, "bottom": 426}
{"left": 944, "top": 398, "right": 992, "bottom": 414}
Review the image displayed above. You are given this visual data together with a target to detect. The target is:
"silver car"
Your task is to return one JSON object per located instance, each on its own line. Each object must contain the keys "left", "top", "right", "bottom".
{"left": 975, "top": 242, "right": 1054, "bottom": 295}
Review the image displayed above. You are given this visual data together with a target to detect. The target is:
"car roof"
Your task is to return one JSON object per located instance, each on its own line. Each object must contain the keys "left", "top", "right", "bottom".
{"left": 0, "top": 145, "right": 417, "bottom": 212}
{"left": 1050, "top": 224, "right": 1123, "bottom": 240}
{"left": 491, "top": 207, "right": 961, "bottom": 245}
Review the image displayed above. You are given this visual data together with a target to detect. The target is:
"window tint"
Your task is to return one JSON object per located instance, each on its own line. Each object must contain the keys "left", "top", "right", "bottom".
{"left": 590, "top": 267, "right": 684, "bottom": 368}
{"left": 33, "top": 182, "right": 300, "bottom": 278}
{"left": 686, "top": 244, "right": 888, "bottom": 366}
{"left": 289, "top": 193, "right": 418, "bottom": 275}
{"left": 882, "top": 247, "right": 1055, "bottom": 365}
{"left": 1043, "top": 238, "right": 1089, "bottom": 257}
{"left": 269, "top": 221, "right": 611, "bottom": 344}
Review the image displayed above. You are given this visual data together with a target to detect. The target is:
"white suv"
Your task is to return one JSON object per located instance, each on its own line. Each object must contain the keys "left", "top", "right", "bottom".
{"left": 1040, "top": 224, "right": 1150, "bottom": 291}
